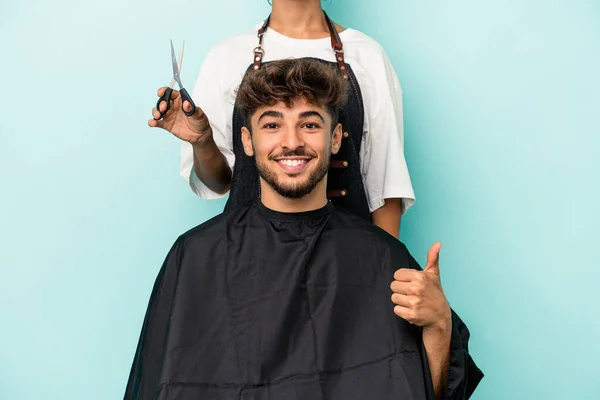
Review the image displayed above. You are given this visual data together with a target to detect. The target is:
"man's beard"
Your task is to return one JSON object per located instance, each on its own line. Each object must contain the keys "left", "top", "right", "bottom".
{"left": 255, "top": 147, "right": 331, "bottom": 199}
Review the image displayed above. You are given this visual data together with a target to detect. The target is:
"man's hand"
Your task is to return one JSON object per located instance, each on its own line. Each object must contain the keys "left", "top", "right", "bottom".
{"left": 390, "top": 242, "right": 451, "bottom": 330}
{"left": 391, "top": 242, "right": 453, "bottom": 398}
{"left": 148, "top": 87, "right": 212, "bottom": 145}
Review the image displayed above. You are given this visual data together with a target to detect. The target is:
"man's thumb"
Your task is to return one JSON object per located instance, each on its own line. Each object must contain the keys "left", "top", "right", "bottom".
{"left": 425, "top": 242, "right": 442, "bottom": 275}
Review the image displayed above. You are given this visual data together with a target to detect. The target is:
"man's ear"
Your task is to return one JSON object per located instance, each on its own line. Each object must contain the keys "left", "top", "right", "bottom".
{"left": 331, "top": 123, "right": 343, "bottom": 155}
{"left": 241, "top": 126, "right": 254, "bottom": 157}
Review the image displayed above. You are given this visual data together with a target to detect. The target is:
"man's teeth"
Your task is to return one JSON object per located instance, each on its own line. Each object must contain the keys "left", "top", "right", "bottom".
{"left": 280, "top": 159, "right": 307, "bottom": 167}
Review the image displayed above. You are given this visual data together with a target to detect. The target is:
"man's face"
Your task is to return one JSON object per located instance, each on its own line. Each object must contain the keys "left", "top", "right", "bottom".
{"left": 241, "top": 99, "right": 342, "bottom": 199}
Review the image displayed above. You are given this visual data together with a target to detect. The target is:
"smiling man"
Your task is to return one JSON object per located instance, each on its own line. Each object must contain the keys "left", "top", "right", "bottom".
{"left": 238, "top": 62, "right": 347, "bottom": 209}
{"left": 125, "top": 59, "right": 482, "bottom": 400}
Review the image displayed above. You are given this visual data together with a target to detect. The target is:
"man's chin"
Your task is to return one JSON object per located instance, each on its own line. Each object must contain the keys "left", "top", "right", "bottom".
{"left": 272, "top": 183, "right": 314, "bottom": 199}
{"left": 274, "top": 178, "right": 311, "bottom": 192}
{"left": 257, "top": 159, "right": 329, "bottom": 199}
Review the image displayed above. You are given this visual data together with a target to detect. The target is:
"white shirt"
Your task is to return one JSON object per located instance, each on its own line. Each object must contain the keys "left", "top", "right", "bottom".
{"left": 180, "top": 23, "right": 415, "bottom": 214}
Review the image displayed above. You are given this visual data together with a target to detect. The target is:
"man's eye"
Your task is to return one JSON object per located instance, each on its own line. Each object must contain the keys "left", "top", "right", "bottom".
{"left": 303, "top": 123, "right": 320, "bottom": 129}
{"left": 263, "top": 123, "right": 279, "bottom": 129}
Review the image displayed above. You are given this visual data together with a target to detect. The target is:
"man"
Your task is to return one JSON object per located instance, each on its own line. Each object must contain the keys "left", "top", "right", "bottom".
{"left": 127, "top": 59, "right": 482, "bottom": 399}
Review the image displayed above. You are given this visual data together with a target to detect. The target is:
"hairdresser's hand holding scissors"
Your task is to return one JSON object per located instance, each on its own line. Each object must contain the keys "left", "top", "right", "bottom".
{"left": 149, "top": 40, "right": 211, "bottom": 145}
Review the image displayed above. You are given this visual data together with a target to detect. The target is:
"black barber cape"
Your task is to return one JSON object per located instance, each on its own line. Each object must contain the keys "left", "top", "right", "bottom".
{"left": 125, "top": 201, "right": 483, "bottom": 400}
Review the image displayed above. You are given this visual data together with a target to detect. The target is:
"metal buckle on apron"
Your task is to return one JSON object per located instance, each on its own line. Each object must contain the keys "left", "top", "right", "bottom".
{"left": 253, "top": 46, "right": 264, "bottom": 70}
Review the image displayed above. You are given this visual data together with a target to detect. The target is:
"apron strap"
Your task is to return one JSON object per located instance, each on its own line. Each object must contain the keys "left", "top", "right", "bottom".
{"left": 253, "top": 11, "right": 348, "bottom": 79}
{"left": 253, "top": 16, "right": 270, "bottom": 71}
{"left": 323, "top": 11, "right": 349, "bottom": 80}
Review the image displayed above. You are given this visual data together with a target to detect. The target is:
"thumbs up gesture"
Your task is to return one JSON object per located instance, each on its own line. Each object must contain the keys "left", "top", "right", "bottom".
{"left": 390, "top": 242, "right": 451, "bottom": 330}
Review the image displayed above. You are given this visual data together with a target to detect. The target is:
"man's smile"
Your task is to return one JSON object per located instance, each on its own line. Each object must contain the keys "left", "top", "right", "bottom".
{"left": 274, "top": 157, "right": 312, "bottom": 173}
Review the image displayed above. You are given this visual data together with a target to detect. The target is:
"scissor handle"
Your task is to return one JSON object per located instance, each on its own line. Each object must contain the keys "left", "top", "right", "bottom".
{"left": 179, "top": 88, "right": 196, "bottom": 117}
{"left": 154, "top": 87, "right": 173, "bottom": 120}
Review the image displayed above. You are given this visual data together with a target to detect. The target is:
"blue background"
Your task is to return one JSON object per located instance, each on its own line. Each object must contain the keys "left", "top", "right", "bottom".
{"left": 1, "top": 0, "right": 599, "bottom": 398}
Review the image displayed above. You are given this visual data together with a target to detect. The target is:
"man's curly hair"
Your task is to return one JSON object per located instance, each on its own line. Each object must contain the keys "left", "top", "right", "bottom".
{"left": 236, "top": 58, "right": 348, "bottom": 129}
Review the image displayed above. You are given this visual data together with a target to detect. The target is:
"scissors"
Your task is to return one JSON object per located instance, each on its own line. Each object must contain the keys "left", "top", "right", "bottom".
{"left": 154, "top": 40, "right": 196, "bottom": 120}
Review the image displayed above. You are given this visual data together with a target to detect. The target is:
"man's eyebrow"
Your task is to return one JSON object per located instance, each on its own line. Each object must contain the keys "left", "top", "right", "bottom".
{"left": 299, "top": 111, "right": 325, "bottom": 123}
{"left": 257, "top": 110, "right": 284, "bottom": 122}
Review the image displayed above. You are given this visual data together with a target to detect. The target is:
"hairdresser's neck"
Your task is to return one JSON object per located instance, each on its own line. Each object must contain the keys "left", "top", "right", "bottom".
{"left": 269, "top": 0, "right": 329, "bottom": 39}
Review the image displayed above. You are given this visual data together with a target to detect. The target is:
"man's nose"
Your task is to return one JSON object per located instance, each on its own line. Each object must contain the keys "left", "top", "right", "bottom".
{"left": 280, "top": 128, "right": 304, "bottom": 150}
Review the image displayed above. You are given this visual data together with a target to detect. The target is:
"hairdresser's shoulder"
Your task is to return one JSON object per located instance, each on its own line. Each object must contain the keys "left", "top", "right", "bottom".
{"left": 342, "top": 27, "right": 391, "bottom": 59}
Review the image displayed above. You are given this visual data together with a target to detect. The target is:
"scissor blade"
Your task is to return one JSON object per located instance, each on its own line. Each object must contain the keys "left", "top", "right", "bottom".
{"left": 179, "top": 41, "right": 184, "bottom": 70}
{"left": 170, "top": 40, "right": 179, "bottom": 76}
{"left": 170, "top": 40, "right": 184, "bottom": 88}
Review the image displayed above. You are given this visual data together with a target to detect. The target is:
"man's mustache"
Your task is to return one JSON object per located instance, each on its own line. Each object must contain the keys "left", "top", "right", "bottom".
{"left": 269, "top": 149, "right": 318, "bottom": 159}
